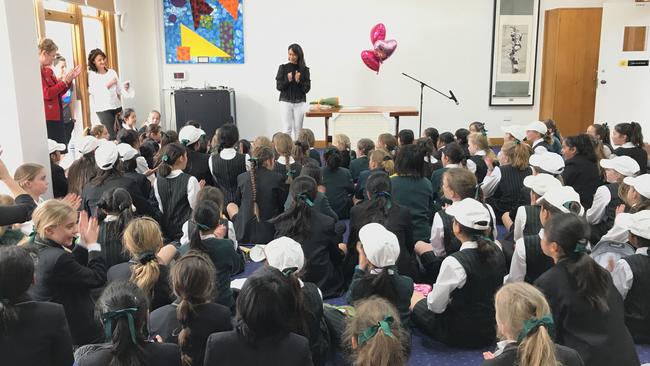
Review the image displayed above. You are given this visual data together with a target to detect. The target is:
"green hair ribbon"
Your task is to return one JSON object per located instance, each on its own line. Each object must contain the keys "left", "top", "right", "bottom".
{"left": 282, "top": 267, "right": 298, "bottom": 277}
{"left": 297, "top": 192, "right": 314, "bottom": 207}
{"left": 161, "top": 154, "right": 169, "bottom": 163}
{"left": 194, "top": 221, "right": 211, "bottom": 231}
{"left": 287, "top": 170, "right": 296, "bottom": 178}
{"left": 102, "top": 307, "right": 139, "bottom": 344}
{"left": 181, "top": 139, "right": 190, "bottom": 146}
{"left": 574, "top": 239, "right": 589, "bottom": 255}
{"left": 357, "top": 315, "right": 395, "bottom": 346}
{"left": 517, "top": 314, "right": 555, "bottom": 343}
{"left": 248, "top": 156, "right": 259, "bottom": 166}
{"left": 372, "top": 191, "right": 392, "bottom": 209}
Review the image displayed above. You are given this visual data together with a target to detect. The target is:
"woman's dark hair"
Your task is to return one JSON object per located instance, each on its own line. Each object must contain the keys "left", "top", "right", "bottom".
{"left": 189, "top": 201, "right": 221, "bottom": 253}
{"left": 171, "top": 252, "right": 217, "bottom": 366}
{"left": 292, "top": 140, "right": 310, "bottom": 166}
{"left": 591, "top": 123, "right": 611, "bottom": 145}
{"left": 441, "top": 142, "right": 466, "bottom": 166}
{"left": 453, "top": 218, "right": 498, "bottom": 262}
{"left": 269, "top": 176, "right": 317, "bottom": 241}
{"left": 67, "top": 153, "right": 98, "bottom": 195}
{"left": 545, "top": 213, "right": 609, "bottom": 312}
{"left": 615, "top": 122, "right": 644, "bottom": 148}
{"left": 238, "top": 139, "right": 251, "bottom": 155}
{"left": 236, "top": 266, "right": 307, "bottom": 342}
{"left": 157, "top": 143, "right": 186, "bottom": 177}
{"left": 117, "top": 129, "right": 139, "bottom": 148}
{"left": 90, "top": 163, "right": 123, "bottom": 186}
{"left": 357, "top": 138, "right": 375, "bottom": 156}
{"left": 324, "top": 147, "right": 342, "bottom": 171}
{"left": 96, "top": 281, "right": 149, "bottom": 366}
{"left": 88, "top": 48, "right": 107, "bottom": 72}
{"left": 288, "top": 43, "right": 306, "bottom": 70}
{"left": 398, "top": 129, "right": 414, "bottom": 145}
{"left": 455, "top": 128, "right": 470, "bottom": 145}
{"left": 394, "top": 143, "right": 425, "bottom": 177}
{"left": 97, "top": 188, "right": 134, "bottom": 266}
{"left": 139, "top": 141, "right": 157, "bottom": 170}
{"left": 298, "top": 163, "right": 323, "bottom": 185}
{"left": 564, "top": 134, "right": 597, "bottom": 163}
{"left": 0, "top": 246, "right": 34, "bottom": 336}
{"left": 469, "top": 121, "right": 487, "bottom": 134}
{"left": 438, "top": 132, "right": 455, "bottom": 146}
{"left": 360, "top": 172, "right": 392, "bottom": 226}
{"left": 544, "top": 119, "right": 562, "bottom": 140}
{"left": 160, "top": 130, "right": 179, "bottom": 149}
{"left": 424, "top": 127, "right": 439, "bottom": 150}
{"left": 215, "top": 123, "right": 239, "bottom": 152}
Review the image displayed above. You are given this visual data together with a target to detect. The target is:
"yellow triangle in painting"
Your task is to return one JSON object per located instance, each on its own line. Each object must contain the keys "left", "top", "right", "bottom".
{"left": 180, "top": 23, "right": 231, "bottom": 58}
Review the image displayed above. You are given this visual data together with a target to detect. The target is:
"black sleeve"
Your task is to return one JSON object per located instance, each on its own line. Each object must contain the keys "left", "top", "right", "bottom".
{"left": 51, "top": 248, "right": 107, "bottom": 289}
{"left": 51, "top": 305, "right": 75, "bottom": 366}
{"left": 0, "top": 194, "right": 37, "bottom": 226}
{"left": 52, "top": 165, "right": 68, "bottom": 198}
{"left": 298, "top": 67, "right": 311, "bottom": 94}
{"left": 325, "top": 219, "right": 344, "bottom": 264}
{"left": 402, "top": 208, "right": 415, "bottom": 255}
{"left": 276, "top": 65, "right": 290, "bottom": 92}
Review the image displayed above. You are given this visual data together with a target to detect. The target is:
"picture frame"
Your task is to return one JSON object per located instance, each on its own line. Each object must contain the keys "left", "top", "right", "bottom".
{"left": 489, "top": 0, "right": 541, "bottom": 106}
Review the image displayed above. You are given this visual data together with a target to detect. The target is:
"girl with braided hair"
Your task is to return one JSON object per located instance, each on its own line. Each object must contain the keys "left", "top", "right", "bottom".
{"left": 227, "top": 144, "right": 287, "bottom": 244}
{"left": 149, "top": 252, "right": 232, "bottom": 366}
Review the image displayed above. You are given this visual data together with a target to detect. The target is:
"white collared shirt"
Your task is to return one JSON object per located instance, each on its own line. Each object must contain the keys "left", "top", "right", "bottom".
{"left": 505, "top": 229, "right": 544, "bottom": 283}
{"left": 208, "top": 148, "right": 251, "bottom": 176}
{"left": 614, "top": 142, "right": 636, "bottom": 149}
{"left": 586, "top": 185, "right": 613, "bottom": 224}
{"left": 427, "top": 241, "right": 477, "bottom": 313}
{"left": 482, "top": 166, "right": 501, "bottom": 198}
{"left": 428, "top": 205, "right": 499, "bottom": 257}
{"left": 179, "top": 219, "right": 238, "bottom": 249}
{"left": 276, "top": 155, "right": 296, "bottom": 165}
{"left": 531, "top": 138, "right": 544, "bottom": 148}
{"left": 513, "top": 206, "right": 527, "bottom": 242}
{"left": 88, "top": 69, "right": 133, "bottom": 111}
{"left": 121, "top": 123, "right": 135, "bottom": 131}
{"left": 153, "top": 169, "right": 200, "bottom": 212}
{"left": 612, "top": 247, "right": 649, "bottom": 299}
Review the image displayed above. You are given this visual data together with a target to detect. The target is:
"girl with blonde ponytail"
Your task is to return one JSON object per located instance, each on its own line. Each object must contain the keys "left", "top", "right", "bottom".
{"left": 107, "top": 217, "right": 175, "bottom": 311}
{"left": 483, "top": 282, "right": 583, "bottom": 366}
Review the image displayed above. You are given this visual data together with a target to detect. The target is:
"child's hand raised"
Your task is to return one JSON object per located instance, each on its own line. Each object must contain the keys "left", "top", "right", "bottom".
{"left": 79, "top": 211, "right": 99, "bottom": 247}
{"left": 61, "top": 193, "right": 81, "bottom": 210}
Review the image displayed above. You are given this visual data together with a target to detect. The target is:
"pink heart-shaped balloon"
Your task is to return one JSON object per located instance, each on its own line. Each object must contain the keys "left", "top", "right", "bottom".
{"left": 374, "top": 39, "right": 398, "bottom": 62}
{"left": 361, "top": 50, "right": 381, "bottom": 73}
{"left": 370, "top": 23, "right": 386, "bottom": 44}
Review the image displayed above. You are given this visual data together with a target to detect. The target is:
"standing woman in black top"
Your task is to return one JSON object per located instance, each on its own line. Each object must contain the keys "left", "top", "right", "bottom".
{"left": 612, "top": 122, "right": 647, "bottom": 174}
{"left": 561, "top": 134, "right": 602, "bottom": 209}
{"left": 276, "top": 44, "right": 311, "bottom": 140}
{"left": 210, "top": 123, "right": 248, "bottom": 204}
{"left": 535, "top": 213, "right": 639, "bottom": 366}
{"left": 0, "top": 246, "right": 74, "bottom": 366}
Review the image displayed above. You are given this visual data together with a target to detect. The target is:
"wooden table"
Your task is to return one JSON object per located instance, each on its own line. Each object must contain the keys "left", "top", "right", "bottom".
{"left": 305, "top": 106, "right": 419, "bottom": 142}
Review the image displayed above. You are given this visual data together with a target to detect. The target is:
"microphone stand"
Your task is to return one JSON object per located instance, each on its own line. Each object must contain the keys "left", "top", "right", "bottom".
{"left": 402, "top": 73, "right": 459, "bottom": 136}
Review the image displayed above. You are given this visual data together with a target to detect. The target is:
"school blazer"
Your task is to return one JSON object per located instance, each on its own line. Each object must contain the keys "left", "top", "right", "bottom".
{"left": 203, "top": 330, "right": 314, "bottom": 366}
{"left": 75, "top": 341, "right": 181, "bottom": 366}
{"left": 0, "top": 298, "right": 74, "bottom": 366}
{"left": 482, "top": 342, "right": 584, "bottom": 366}
{"left": 82, "top": 174, "right": 157, "bottom": 218}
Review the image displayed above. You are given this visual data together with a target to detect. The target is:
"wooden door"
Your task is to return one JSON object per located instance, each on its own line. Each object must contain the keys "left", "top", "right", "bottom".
{"left": 539, "top": 8, "right": 602, "bottom": 138}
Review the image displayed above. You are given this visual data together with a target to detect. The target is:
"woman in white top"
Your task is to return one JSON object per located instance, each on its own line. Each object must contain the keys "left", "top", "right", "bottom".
{"left": 87, "top": 48, "right": 133, "bottom": 140}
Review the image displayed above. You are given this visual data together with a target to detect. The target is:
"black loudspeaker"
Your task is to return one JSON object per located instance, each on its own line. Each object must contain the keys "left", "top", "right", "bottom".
{"left": 173, "top": 87, "right": 236, "bottom": 140}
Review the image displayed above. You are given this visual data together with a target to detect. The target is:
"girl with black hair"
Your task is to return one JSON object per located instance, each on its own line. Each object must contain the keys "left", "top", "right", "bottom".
{"left": 149, "top": 252, "right": 232, "bottom": 366}
{"left": 277, "top": 44, "right": 311, "bottom": 140}
{"left": 321, "top": 147, "right": 354, "bottom": 219}
{"left": 391, "top": 144, "right": 434, "bottom": 242}
{"left": 237, "top": 138, "right": 251, "bottom": 155}
{"left": 154, "top": 142, "right": 200, "bottom": 242}
{"left": 534, "top": 213, "right": 638, "bottom": 366}
{"left": 116, "top": 142, "right": 151, "bottom": 199}
{"left": 177, "top": 125, "right": 213, "bottom": 186}
{"left": 410, "top": 198, "right": 506, "bottom": 348}
{"left": 417, "top": 137, "right": 442, "bottom": 182}
{"left": 431, "top": 142, "right": 466, "bottom": 212}
{"left": 116, "top": 128, "right": 149, "bottom": 175}
{"left": 347, "top": 172, "right": 415, "bottom": 281}
{"left": 96, "top": 187, "right": 133, "bottom": 268}
{"left": 544, "top": 119, "right": 563, "bottom": 154}
{"left": 203, "top": 266, "right": 314, "bottom": 366}
{"left": 455, "top": 128, "right": 470, "bottom": 156}
{"left": 612, "top": 122, "right": 647, "bottom": 174}
{"left": 423, "top": 127, "right": 440, "bottom": 150}
{"left": 398, "top": 129, "right": 415, "bottom": 146}
{"left": 227, "top": 144, "right": 287, "bottom": 244}
{"left": 270, "top": 176, "right": 345, "bottom": 298}
{"left": 349, "top": 138, "right": 375, "bottom": 182}
{"left": 284, "top": 163, "right": 338, "bottom": 221}
{"left": 186, "top": 201, "right": 243, "bottom": 309}
{"left": 209, "top": 123, "right": 248, "bottom": 203}
{"left": 587, "top": 123, "right": 614, "bottom": 158}
{"left": 469, "top": 121, "right": 486, "bottom": 134}
{"left": 437, "top": 132, "right": 455, "bottom": 150}
{"left": 74, "top": 281, "right": 181, "bottom": 366}
{"left": 0, "top": 246, "right": 74, "bottom": 366}
{"left": 561, "top": 134, "right": 602, "bottom": 209}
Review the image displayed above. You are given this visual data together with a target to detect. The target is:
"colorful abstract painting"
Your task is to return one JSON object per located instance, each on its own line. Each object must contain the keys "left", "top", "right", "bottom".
{"left": 163, "top": 0, "right": 244, "bottom": 64}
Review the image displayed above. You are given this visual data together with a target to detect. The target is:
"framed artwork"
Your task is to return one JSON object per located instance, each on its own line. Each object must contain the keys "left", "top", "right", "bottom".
{"left": 489, "top": 0, "right": 541, "bottom": 106}
{"left": 163, "top": 0, "right": 244, "bottom": 64}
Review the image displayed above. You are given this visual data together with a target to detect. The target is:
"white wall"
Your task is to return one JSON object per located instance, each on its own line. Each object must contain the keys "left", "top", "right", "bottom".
{"left": 117, "top": 0, "right": 633, "bottom": 140}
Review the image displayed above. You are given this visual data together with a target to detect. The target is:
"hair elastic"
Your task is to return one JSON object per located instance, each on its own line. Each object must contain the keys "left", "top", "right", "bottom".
{"left": 102, "top": 307, "right": 139, "bottom": 344}
{"left": 281, "top": 267, "right": 298, "bottom": 277}
{"left": 357, "top": 315, "right": 395, "bottom": 346}
{"left": 516, "top": 314, "right": 555, "bottom": 342}
{"left": 372, "top": 191, "right": 393, "bottom": 209}
{"left": 574, "top": 239, "right": 589, "bottom": 254}
{"left": 137, "top": 252, "right": 157, "bottom": 265}
{"left": 161, "top": 154, "right": 169, "bottom": 162}
{"left": 296, "top": 192, "right": 314, "bottom": 207}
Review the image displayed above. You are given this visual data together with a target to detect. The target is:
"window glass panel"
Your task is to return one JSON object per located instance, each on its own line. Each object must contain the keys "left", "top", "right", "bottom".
{"left": 43, "top": 0, "right": 74, "bottom": 12}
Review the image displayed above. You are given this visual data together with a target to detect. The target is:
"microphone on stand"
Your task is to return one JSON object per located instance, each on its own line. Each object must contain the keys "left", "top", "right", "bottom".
{"left": 449, "top": 90, "right": 459, "bottom": 105}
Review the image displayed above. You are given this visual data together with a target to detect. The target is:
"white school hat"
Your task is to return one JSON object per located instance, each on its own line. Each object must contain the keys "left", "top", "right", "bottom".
{"left": 249, "top": 236, "right": 305, "bottom": 272}
{"left": 523, "top": 173, "right": 562, "bottom": 197}
{"left": 500, "top": 125, "right": 526, "bottom": 142}
{"left": 116, "top": 143, "right": 139, "bottom": 161}
{"left": 623, "top": 174, "right": 650, "bottom": 199}
{"left": 359, "top": 223, "right": 400, "bottom": 269}
{"left": 616, "top": 210, "right": 650, "bottom": 240}
{"left": 179, "top": 125, "right": 205, "bottom": 146}
{"left": 599, "top": 155, "right": 640, "bottom": 177}
{"left": 47, "top": 139, "right": 66, "bottom": 154}
{"left": 446, "top": 198, "right": 491, "bottom": 231}
{"left": 94, "top": 140, "right": 119, "bottom": 170}
{"left": 536, "top": 186, "right": 585, "bottom": 216}
{"left": 526, "top": 121, "right": 548, "bottom": 135}
{"left": 77, "top": 136, "right": 99, "bottom": 155}
{"left": 529, "top": 150, "right": 565, "bottom": 175}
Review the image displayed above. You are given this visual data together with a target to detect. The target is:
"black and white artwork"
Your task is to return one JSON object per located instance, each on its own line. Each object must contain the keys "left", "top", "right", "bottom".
{"left": 500, "top": 24, "right": 528, "bottom": 74}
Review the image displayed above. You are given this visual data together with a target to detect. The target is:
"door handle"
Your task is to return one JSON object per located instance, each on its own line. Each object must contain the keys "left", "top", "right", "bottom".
{"left": 600, "top": 80, "right": 607, "bottom": 85}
